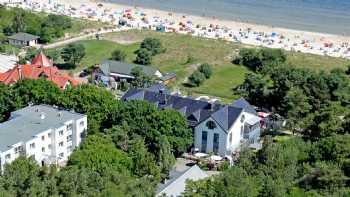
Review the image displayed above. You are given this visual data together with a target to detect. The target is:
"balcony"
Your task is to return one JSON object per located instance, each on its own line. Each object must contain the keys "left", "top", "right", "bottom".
{"left": 243, "top": 123, "right": 260, "bottom": 142}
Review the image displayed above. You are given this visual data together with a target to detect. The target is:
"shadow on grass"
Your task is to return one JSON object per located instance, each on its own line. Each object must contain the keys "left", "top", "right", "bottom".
{"left": 55, "top": 63, "right": 76, "bottom": 70}
{"left": 182, "top": 82, "right": 196, "bottom": 88}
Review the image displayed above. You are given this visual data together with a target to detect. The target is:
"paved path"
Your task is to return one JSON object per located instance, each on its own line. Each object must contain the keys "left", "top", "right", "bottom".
{"left": 42, "top": 28, "right": 120, "bottom": 49}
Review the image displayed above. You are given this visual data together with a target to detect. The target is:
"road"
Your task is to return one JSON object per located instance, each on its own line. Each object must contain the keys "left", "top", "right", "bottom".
{"left": 41, "top": 28, "right": 120, "bottom": 49}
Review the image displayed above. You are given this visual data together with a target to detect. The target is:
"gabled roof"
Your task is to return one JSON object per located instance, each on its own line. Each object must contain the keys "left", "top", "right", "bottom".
{"left": 8, "top": 32, "right": 39, "bottom": 42}
{"left": 146, "top": 83, "right": 169, "bottom": 94}
{"left": 231, "top": 97, "right": 256, "bottom": 114}
{"left": 211, "top": 106, "right": 243, "bottom": 132}
{"left": 0, "top": 64, "right": 78, "bottom": 89}
{"left": 100, "top": 60, "right": 159, "bottom": 77}
{"left": 156, "top": 165, "right": 208, "bottom": 196}
{"left": 31, "top": 52, "right": 53, "bottom": 67}
{"left": 122, "top": 88, "right": 245, "bottom": 131}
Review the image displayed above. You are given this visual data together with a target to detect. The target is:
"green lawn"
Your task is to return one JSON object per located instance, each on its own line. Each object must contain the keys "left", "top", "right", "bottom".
{"left": 54, "top": 30, "right": 350, "bottom": 102}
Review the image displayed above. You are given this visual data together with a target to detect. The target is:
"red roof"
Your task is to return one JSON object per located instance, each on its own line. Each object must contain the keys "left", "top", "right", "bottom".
{"left": 31, "top": 52, "right": 53, "bottom": 67}
{"left": 0, "top": 64, "right": 78, "bottom": 89}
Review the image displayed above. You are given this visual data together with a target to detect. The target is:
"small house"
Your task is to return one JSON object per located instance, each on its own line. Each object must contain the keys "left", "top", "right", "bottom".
{"left": 93, "top": 60, "right": 163, "bottom": 86}
{"left": 8, "top": 32, "right": 39, "bottom": 47}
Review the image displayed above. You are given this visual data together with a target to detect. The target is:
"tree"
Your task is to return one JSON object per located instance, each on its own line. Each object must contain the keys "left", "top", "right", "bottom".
{"left": 305, "top": 103, "right": 346, "bottom": 139}
{"left": 238, "top": 48, "right": 286, "bottom": 72}
{"left": 150, "top": 109, "right": 193, "bottom": 156}
{"left": 236, "top": 73, "right": 267, "bottom": 107}
{"left": 188, "top": 70, "right": 206, "bottom": 87}
{"left": 68, "top": 135, "right": 132, "bottom": 173}
{"left": 12, "top": 11, "right": 25, "bottom": 33}
{"left": 0, "top": 84, "right": 13, "bottom": 122}
{"left": 12, "top": 79, "right": 62, "bottom": 109}
{"left": 61, "top": 43, "right": 86, "bottom": 66}
{"left": 259, "top": 48, "right": 286, "bottom": 67}
{"left": 111, "top": 49, "right": 127, "bottom": 61}
{"left": 2, "top": 156, "right": 47, "bottom": 196}
{"left": 43, "top": 14, "right": 72, "bottom": 30}
{"left": 238, "top": 48, "right": 262, "bottom": 71}
{"left": 62, "top": 84, "right": 120, "bottom": 133}
{"left": 198, "top": 63, "right": 213, "bottom": 79}
{"left": 130, "top": 66, "right": 154, "bottom": 88}
{"left": 135, "top": 48, "right": 152, "bottom": 65}
{"left": 281, "top": 87, "right": 311, "bottom": 134}
{"left": 140, "top": 38, "right": 165, "bottom": 56}
{"left": 127, "top": 136, "right": 161, "bottom": 180}
{"left": 157, "top": 136, "right": 176, "bottom": 179}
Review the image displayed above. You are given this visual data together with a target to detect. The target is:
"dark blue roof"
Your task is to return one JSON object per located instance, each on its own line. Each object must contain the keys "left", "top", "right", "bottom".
{"left": 122, "top": 89, "right": 244, "bottom": 131}
{"left": 146, "top": 84, "right": 169, "bottom": 94}
{"left": 231, "top": 97, "right": 256, "bottom": 114}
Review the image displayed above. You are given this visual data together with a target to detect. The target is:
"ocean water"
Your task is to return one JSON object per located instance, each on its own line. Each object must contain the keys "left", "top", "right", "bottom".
{"left": 105, "top": 0, "right": 350, "bottom": 35}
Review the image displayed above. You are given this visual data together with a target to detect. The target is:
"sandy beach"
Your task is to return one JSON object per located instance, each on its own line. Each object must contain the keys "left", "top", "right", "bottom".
{"left": 62, "top": 0, "right": 350, "bottom": 44}
{"left": 4, "top": 0, "right": 350, "bottom": 59}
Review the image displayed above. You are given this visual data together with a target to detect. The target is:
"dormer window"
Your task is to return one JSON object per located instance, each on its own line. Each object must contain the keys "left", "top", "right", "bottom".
{"left": 206, "top": 120, "right": 216, "bottom": 130}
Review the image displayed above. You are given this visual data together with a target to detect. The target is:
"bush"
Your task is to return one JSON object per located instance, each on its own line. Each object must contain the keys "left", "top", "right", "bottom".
{"left": 135, "top": 48, "right": 152, "bottom": 65}
{"left": 140, "top": 37, "right": 165, "bottom": 56}
{"left": 111, "top": 49, "right": 126, "bottom": 61}
{"left": 188, "top": 70, "right": 206, "bottom": 87}
{"left": 238, "top": 48, "right": 286, "bottom": 72}
{"left": 198, "top": 63, "right": 213, "bottom": 79}
{"left": 61, "top": 43, "right": 86, "bottom": 66}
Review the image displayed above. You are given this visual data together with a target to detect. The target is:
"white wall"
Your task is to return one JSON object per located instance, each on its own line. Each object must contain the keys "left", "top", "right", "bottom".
{"left": 0, "top": 116, "right": 87, "bottom": 171}
{"left": 194, "top": 111, "right": 261, "bottom": 156}
{"left": 226, "top": 112, "right": 245, "bottom": 154}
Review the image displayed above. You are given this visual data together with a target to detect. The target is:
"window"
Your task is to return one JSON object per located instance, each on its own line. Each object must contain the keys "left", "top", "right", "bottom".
{"left": 213, "top": 133, "right": 219, "bottom": 154}
{"left": 241, "top": 126, "right": 244, "bottom": 137}
{"left": 206, "top": 120, "right": 216, "bottom": 130}
{"left": 59, "top": 153, "right": 64, "bottom": 158}
{"left": 5, "top": 154, "right": 11, "bottom": 160}
{"left": 48, "top": 144, "right": 52, "bottom": 150}
{"left": 14, "top": 146, "right": 23, "bottom": 154}
{"left": 67, "top": 123, "right": 73, "bottom": 131}
{"left": 59, "top": 130, "right": 64, "bottom": 136}
{"left": 59, "top": 142, "right": 64, "bottom": 147}
{"left": 229, "top": 133, "right": 232, "bottom": 144}
{"left": 80, "top": 121, "right": 84, "bottom": 127}
{"left": 201, "top": 131, "right": 208, "bottom": 153}
{"left": 67, "top": 135, "right": 73, "bottom": 142}
{"left": 41, "top": 136, "right": 45, "bottom": 141}
{"left": 30, "top": 143, "right": 35, "bottom": 149}
{"left": 67, "top": 145, "right": 73, "bottom": 152}
{"left": 42, "top": 147, "right": 45, "bottom": 152}
{"left": 48, "top": 133, "right": 51, "bottom": 138}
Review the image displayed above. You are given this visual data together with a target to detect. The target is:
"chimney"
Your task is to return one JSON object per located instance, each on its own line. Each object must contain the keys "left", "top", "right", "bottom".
{"left": 208, "top": 102, "right": 215, "bottom": 111}
{"left": 159, "top": 88, "right": 167, "bottom": 105}
{"left": 17, "top": 65, "right": 23, "bottom": 80}
{"left": 40, "top": 112, "right": 45, "bottom": 120}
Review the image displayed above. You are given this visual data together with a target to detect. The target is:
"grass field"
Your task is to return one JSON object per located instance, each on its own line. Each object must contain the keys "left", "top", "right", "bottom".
{"left": 55, "top": 30, "right": 350, "bottom": 102}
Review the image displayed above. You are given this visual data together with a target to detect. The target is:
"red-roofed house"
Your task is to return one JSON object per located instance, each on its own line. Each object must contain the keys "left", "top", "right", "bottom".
{"left": 0, "top": 53, "right": 78, "bottom": 89}
{"left": 31, "top": 52, "right": 53, "bottom": 67}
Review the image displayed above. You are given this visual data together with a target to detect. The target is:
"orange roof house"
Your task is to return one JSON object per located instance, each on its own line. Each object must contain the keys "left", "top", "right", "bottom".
{"left": 31, "top": 52, "right": 53, "bottom": 67}
{"left": 0, "top": 53, "right": 78, "bottom": 89}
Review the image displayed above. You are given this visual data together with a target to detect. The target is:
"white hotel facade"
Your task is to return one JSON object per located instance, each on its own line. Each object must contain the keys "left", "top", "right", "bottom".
{"left": 0, "top": 105, "right": 87, "bottom": 171}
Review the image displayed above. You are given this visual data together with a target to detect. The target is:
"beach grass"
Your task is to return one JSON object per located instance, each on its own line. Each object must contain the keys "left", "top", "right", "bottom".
{"left": 65, "top": 19, "right": 110, "bottom": 36}
{"left": 54, "top": 30, "right": 350, "bottom": 102}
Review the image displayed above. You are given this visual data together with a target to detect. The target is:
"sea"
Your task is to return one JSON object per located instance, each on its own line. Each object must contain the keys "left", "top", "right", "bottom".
{"left": 105, "top": 0, "right": 350, "bottom": 35}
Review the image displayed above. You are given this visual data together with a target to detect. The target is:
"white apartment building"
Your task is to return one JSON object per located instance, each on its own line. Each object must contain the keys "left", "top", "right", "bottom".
{"left": 0, "top": 105, "right": 87, "bottom": 171}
